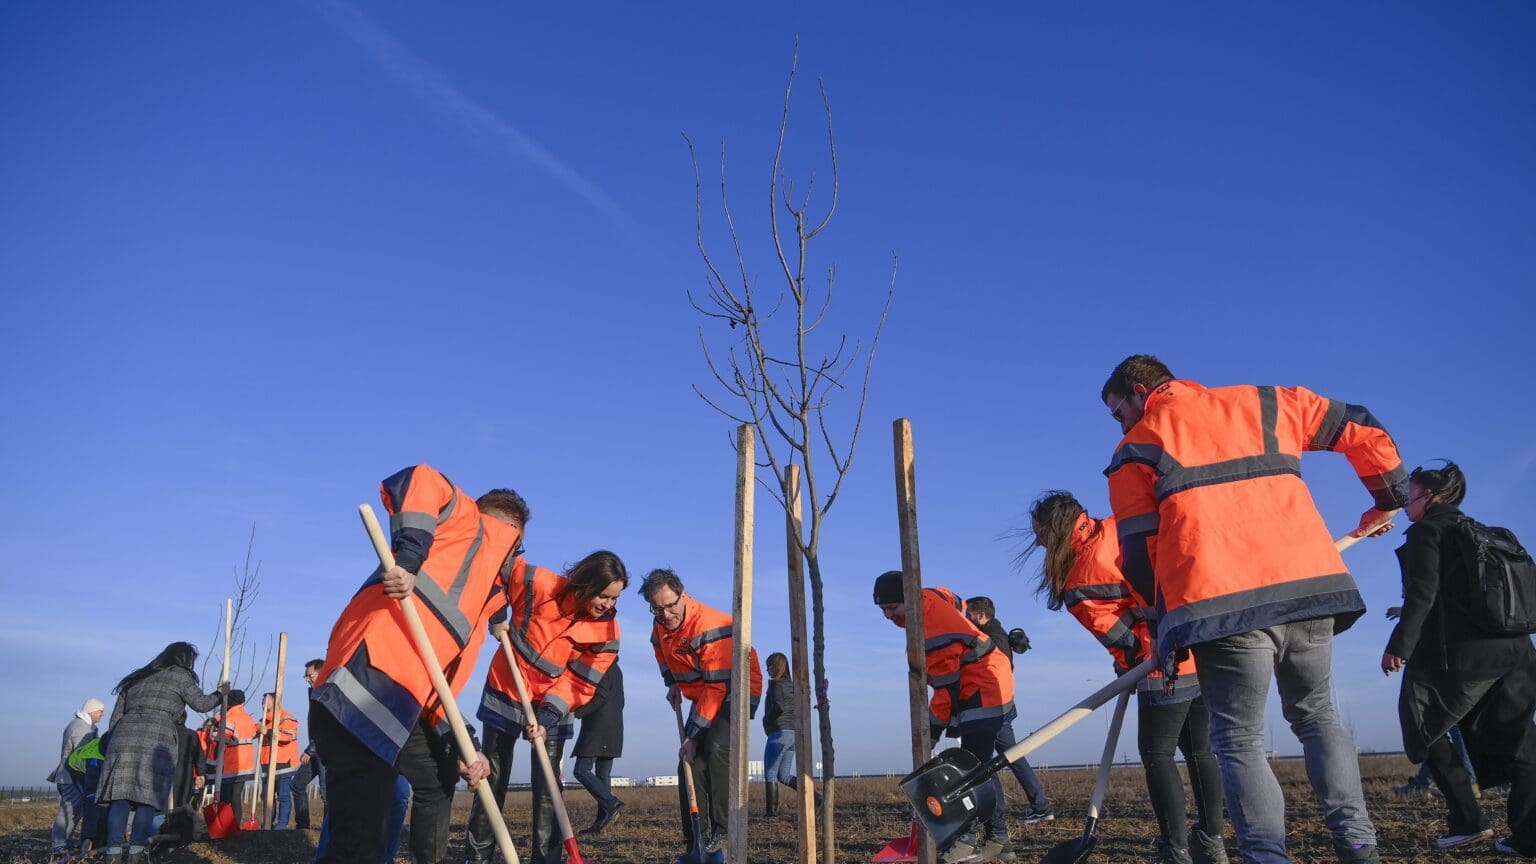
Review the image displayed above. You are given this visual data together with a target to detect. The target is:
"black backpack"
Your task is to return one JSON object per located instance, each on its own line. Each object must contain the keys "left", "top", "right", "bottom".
{"left": 1456, "top": 516, "right": 1536, "bottom": 636}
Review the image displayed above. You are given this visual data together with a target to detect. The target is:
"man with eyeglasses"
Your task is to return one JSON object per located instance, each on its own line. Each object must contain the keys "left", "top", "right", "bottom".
{"left": 641, "top": 569, "right": 762, "bottom": 861}
{"left": 1100, "top": 354, "right": 1407, "bottom": 864}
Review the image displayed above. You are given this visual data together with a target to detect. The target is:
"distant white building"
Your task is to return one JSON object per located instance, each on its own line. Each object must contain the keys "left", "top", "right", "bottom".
{"left": 645, "top": 775, "right": 680, "bottom": 787}
{"left": 610, "top": 776, "right": 634, "bottom": 788}
{"left": 747, "top": 759, "right": 764, "bottom": 782}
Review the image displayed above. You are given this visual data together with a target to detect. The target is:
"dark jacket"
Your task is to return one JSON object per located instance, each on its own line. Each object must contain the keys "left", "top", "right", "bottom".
{"left": 572, "top": 662, "right": 623, "bottom": 759}
{"left": 1387, "top": 503, "right": 1536, "bottom": 674}
{"left": 762, "top": 678, "right": 797, "bottom": 734}
{"left": 979, "top": 618, "right": 1015, "bottom": 670}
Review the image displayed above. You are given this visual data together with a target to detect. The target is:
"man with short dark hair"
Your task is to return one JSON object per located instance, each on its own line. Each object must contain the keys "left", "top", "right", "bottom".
{"left": 641, "top": 569, "right": 761, "bottom": 861}
{"left": 286, "top": 658, "right": 326, "bottom": 829}
{"left": 1101, "top": 354, "right": 1406, "bottom": 864}
{"left": 965, "top": 596, "right": 1051, "bottom": 825}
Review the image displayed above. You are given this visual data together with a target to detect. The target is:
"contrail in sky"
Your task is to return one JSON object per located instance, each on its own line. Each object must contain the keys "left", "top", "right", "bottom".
{"left": 317, "top": 0, "right": 627, "bottom": 225}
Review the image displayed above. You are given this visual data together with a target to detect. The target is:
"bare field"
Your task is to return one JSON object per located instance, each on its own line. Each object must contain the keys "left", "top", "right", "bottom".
{"left": 1, "top": 755, "right": 1521, "bottom": 863}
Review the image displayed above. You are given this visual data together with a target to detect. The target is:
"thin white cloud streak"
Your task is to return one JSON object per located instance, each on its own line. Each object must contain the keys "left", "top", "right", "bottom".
{"left": 317, "top": 0, "right": 628, "bottom": 226}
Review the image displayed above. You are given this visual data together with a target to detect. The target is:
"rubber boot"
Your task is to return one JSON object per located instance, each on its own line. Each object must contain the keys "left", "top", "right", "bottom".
{"left": 765, "top": 782, "right": 779, "bottom": 816}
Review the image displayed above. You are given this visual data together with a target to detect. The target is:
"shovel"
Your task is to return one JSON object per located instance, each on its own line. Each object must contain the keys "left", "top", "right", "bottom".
{"left": 1041, "top": 690, "right": 1131, "bottom": 864}
{"left": 203, "top": 598, "right": 240, "bottom": 840}
{"left": 871, "top": 818, "right": 921, "bottom": 863}
{"left": 495, "top": 630, "right": 591, "bottom": 863}
{"left": 241, "top": 750, "right": 262, "bottom": 831}
{"left": 672, "top": 702, "right": 714, "bottom": 864}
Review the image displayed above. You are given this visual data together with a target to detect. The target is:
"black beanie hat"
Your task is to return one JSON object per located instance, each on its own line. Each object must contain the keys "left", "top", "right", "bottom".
{"left": 873, "top": 570, "right": 905, "bottom": 605}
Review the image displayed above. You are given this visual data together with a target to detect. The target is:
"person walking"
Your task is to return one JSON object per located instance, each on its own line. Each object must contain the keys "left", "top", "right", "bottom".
{"left": 1101, "top": 354, "right": 1406, "bottom": 864}
{"left": 97, "top": 642, "right": 227, "bottom": 864}
{"left": 573, "top": 660, "right": 625, "bottom": 835}
{"left": 1024, "top": 492, "right": 1227, "bottom": 864}
{"left": 47, "top": 697, "right": 103, "bottom": 855}
{"left": 1383, "top": 461, "right": 1536, "bottom": 854}
{"left": 642, "top": 568, "right": 762, "bottom": 861}
{"left": 875, "top": 572, "right": 1017, "bottom": 863}
{"left": 465, "top": 550, "right": 627, "bottom": 864}
{"left": 963, "top": 597, "right": 1053, "bottom": 824}
{"left": 309, "top": 464, "right": 523, "bottom": 864}
{"left": 760, "top": 652, "right": 797, "bottom": 817}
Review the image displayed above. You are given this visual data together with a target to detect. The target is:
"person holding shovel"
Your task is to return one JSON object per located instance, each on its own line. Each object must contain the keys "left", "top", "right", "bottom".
{"left": 1023, "top": 491, "right": 1227, "bottom": 864}
{"left": 257, "top": 691, "right": 301, "bottom": 829}
{"left": 874, "top": 572, "right": 1017, "bottom": 864}
{"left": 1101, "top": 354, "right": 1406, "bottom": 864}
{"left": 642, "top": 568, "right": 762, "bottom": 862}
{"left": 465, "top": 549, "right": 627, "bottom": 864}
{"left": 309, "top": 464, "right": 526, "bottom": 864}
{"left": 214, "top": 689, "right": 258, "bottom": 823}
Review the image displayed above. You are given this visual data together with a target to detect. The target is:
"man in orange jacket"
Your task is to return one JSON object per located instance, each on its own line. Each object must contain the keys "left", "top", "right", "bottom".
{"left": 257, "top": 692, "right": 300, "bottom": 829}
{"left": 875, "top": 572, "right": 1017, "bottom": 864}
{"left": 309, "top": 464, "right": 526, "bottom": 864}
{"left": 1101, "top": 355, "right": 1405, "bottom": 864}
{"left": 642, "top": 568, "right": 761, "bottom": 861}
{"left": 216, "top": 690, "right": 259, "bottom": 823}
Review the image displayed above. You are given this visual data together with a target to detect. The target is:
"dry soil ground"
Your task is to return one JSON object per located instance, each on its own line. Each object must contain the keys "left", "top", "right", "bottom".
{"left": 1, "top": 755, "right": 1523, "bottom": 863}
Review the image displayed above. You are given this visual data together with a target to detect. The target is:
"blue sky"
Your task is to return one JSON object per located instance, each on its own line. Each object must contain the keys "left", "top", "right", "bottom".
{"left": 2, "top": 3, "right": 1533, "bottom": 786}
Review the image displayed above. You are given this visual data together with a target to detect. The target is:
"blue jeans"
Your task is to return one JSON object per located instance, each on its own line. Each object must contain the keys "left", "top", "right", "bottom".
{"left": 995, "top": 716, "right": 1049, "bottom": 809}
{"left": 104, "top": 799, "right": 158, "bottom": 850}
{"left": 49, "top": 781, "right": 85, "bottom": 850}
{"left": 763, "top": 729, "right": 796, "bottom": 786}
{"left": 272, "top": 772, "right": 295, "bottom": 829}
{"left": 575, "top": 756, "right": 621, "bottom": 810}
{"left": 314, "top": 774, "right": 409, "bottom": 863}
{"left": 1192, "top": 618, "right": 1375, "bottom": 864}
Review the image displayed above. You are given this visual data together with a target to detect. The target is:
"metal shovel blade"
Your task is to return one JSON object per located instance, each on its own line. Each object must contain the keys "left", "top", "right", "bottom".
{"left": 1040, "top": 832, "right": 1097, "bottom": 864}
{"left": 898, "top": 748, "right": 998, "bottom": 852}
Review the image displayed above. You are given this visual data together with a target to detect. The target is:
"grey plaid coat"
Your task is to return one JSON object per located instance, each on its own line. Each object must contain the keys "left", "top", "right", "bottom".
{"left": 98, "top": 667, "right": 221, "bottom": 807}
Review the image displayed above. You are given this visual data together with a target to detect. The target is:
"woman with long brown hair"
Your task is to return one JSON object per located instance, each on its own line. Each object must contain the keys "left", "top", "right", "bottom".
{"left": 1024, "top": 491, "right": 1227, "bottom": 864}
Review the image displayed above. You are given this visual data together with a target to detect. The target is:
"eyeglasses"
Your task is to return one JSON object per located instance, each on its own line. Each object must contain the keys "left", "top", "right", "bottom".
{"left": 649, "top": 595, "right": 685, "bottom": 617}
{"left": 1106, "top": 393, "right": 1132, "bottom": 424}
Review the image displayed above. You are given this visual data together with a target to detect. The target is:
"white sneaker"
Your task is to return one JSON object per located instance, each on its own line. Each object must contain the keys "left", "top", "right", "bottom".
{"left": 1438, "top": 828, "right": 1493, "bottom": 849}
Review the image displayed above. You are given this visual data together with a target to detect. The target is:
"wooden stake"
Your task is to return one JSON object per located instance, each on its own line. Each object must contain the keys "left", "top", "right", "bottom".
{"left": 212, "top": 599, "right": 232, "bottom": 802}
{"left": 893, "top": 419, "right": 936, "bottom": 864}
{"left": 783, "top": 464, "right": 816, "bottom": 864}
{"left": 728, "top": 424, "right": 755, "bottom": 864}
{"left": 262, "top": 632, "right": 288, "bottom": 830}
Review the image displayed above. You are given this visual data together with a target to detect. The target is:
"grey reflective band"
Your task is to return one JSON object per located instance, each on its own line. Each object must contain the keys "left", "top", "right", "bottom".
{"left": 954, "top": 703, "right": 1012, "bottom": 724}
{"left": 1105, "top": 442, "right": 1181, "bottom": 477}
{"left": 437, "top": 491, "right": 458, "bottom": 524}
{"left": 691, "top": 626, "right": 733, "bottom": 650}
{"left": 688, "top": 706, "right": 711, "bottom": 730}
{"left": 329, "top": 665, "right": 412, "bottom": 749}
{"left": 591, "top": 640, "right": 620, "bottom": 654}
{"left": 1096, "top": 616, "right": 1139, "bottom": 650}
{"left": 569, "top": 660, "right": 603, "bottom": 685}
{"left": 508, "top": 628, "right": 565, "bottom": 678}
{"left": 413, "top": 569, "right": 474, "bottom": 648}
{"left": 924, "top": 632, "right": 979, "bottom": 651}
{"left": 1063, "top": 583, "right": 1133, "bottom": 606}
{"left": 1116, "top": 511, "right": 1160, "bottom": 539}
{"left": 928, "top": 672, "right": 960, "bottom": 688}
{"left": 391, "top": 511, "right": 438, "bottom": 536}
{"left": 700, "top": 668, "right": 732, "bottom": 683}
{"left": 1155, "top": 453, "right": 1300, "bottom": 501}
{"left": 542, "top": 692, "right": 571, "bottom": 717}
{"left": 480, "top": 693, "right": 524, "bottom": 722}
{"left": 1257, "top": 385, "right": 1279, "bottom": 455}
{"left": 671, "top": 669, "right": 704, "bottom": 683}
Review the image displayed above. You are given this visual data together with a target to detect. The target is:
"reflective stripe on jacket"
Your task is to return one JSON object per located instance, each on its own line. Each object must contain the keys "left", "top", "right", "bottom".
{"left": 312, "top": 464, "right": 522, "bottom": 763}
{"left": 219, "top": 705, "right": 259, "bottom": 782}
{"left": 921, "top": 587, "right": 1014, "bottom": 732}
{"left": 258, "top": 709, "right": 301, "bottom": 774}
{"left": 477, "top": 559, "right": 621, "bottom": 737}
{"left": 1105, "top": 380, "right": 1407, "bottom": 662}
{"left": 650, "top": 596, "right": 762, "bottom": 739}
{"left": 1065, "top": 513, "right": 1198, "bottom": 703}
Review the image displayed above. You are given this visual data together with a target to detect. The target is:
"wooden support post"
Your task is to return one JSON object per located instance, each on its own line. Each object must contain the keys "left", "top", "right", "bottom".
{"left": 783, "top": 464, "right": 817, "bottom": 864}
{"left": 728, "top": 424, "right": 756, "bottom": 864}
{"left": 893, "top": 418, "right": 936, "bottom": 864}
{"left": 263, "top": 632, "right": 288, "bottom": 830}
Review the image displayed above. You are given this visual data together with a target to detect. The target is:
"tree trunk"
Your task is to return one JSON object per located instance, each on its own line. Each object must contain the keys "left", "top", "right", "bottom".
{"left": 807, "top": 553, "right": 836, "bottom": 864}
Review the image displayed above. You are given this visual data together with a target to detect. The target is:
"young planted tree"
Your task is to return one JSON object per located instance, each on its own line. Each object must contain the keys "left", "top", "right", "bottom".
{"left": 686, "top": 46, "right": 894, "bottom": 864}
{"left": 201, "top": 524, "right": 273, "bottom": 698}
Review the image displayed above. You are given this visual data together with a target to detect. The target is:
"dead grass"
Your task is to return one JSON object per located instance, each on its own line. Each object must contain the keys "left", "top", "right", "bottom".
{"left": 0, "top": 755, "right": 1521, "bottom": 862}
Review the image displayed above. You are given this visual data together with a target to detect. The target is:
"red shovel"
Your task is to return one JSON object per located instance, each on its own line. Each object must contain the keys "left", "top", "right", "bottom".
{"left": 871, "top": 819, "right": 920, "bottom": 862}
{"left": 203, "top": 598, "right": 240, "bottom": 839}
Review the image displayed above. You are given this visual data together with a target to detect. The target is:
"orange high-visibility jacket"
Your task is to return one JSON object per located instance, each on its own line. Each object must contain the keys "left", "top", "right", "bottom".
{"left": 313, "top": 464, "right": 522, "bottom": 763}
{"left": 1105, "top": 380, "right": 1407, "bottom": 663}
{"left": 918, "top": 587, "right": 1014, "bottom": 733}
{"left": 1064, "top": 513, "right": 1198, "bottom": 703}
{"left": 650, "top": 595, "right": 762, "bottom": 739}
{"left": 219, "top": 704, "right": 259, "bottom": 783}
{"left": 257, "top": 709, "right": 301, "bottom": 775}
{"left": 477, "top": 559, "right": 621, "bottom": 738}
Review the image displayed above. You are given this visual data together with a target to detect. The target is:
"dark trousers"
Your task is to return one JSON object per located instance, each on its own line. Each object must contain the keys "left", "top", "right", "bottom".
{"left": 678, "top": 705, "right": 732, "bottom": 847}
{"left": 575, "top": 756, "right": 620, "bottom": 811}
{"left": 311, "top": 704, "right": 461, "bottom": 864}
{"left": 1139, "top": 694, "right": 1225, "bottom": 847}
{"left": 957, "top": 721, "right": 1010, "bottom": 841}
{"left": 219, "top": 781, "right": 248, "bottom": 822}
{"left": 466, "top": 725, "right": 569, "bottom": 864}
{"left": 1426, "top": 733, "right": 1485, "bottom": 835}
{"left": 995, "top": 719, "right": 1049, "bottom": 809}
{"left": 289, "top": 759, "right": 315, "bottom": 829}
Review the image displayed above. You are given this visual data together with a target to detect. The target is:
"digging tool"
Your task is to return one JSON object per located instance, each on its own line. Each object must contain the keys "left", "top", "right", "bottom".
{"left": 262, "top": 632, "right": 289, "bottom": 830}
{"left": 1040, "top": 690, "right": 1132, "bottom": 864}
{"left": 359, "top": 504, "right": 522, "bottom": 864}
{"left": 673, "top": 701, "right": 714, "bottom": 864}
{"left": 871, "top": 819, "right": 921, "bottom": 863}
{"left": 241, "top": 747, "right": 262, "bottom": 831}
{"left": 902, "top": 524, "right": 1392, "bottom": 852}
{"left": 203, "top": 598, "right": 239, "bottom": 839}
{"left": 495, "top": 629, "right": 591, "bottom": 863}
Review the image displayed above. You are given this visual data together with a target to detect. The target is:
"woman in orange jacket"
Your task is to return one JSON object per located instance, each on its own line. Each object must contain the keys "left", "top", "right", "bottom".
{"left": 1027, "top": 491, "right": 1227, "bottom": 864}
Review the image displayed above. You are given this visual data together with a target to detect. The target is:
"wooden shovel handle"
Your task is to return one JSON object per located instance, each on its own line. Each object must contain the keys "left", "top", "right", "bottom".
{"left": 495, "top": 631, "right": 583, "bottom": 850}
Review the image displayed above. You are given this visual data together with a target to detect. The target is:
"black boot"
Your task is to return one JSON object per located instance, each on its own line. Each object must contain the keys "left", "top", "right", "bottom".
{"left": 765, "top": 782, "right": 779, "bottom": 816}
